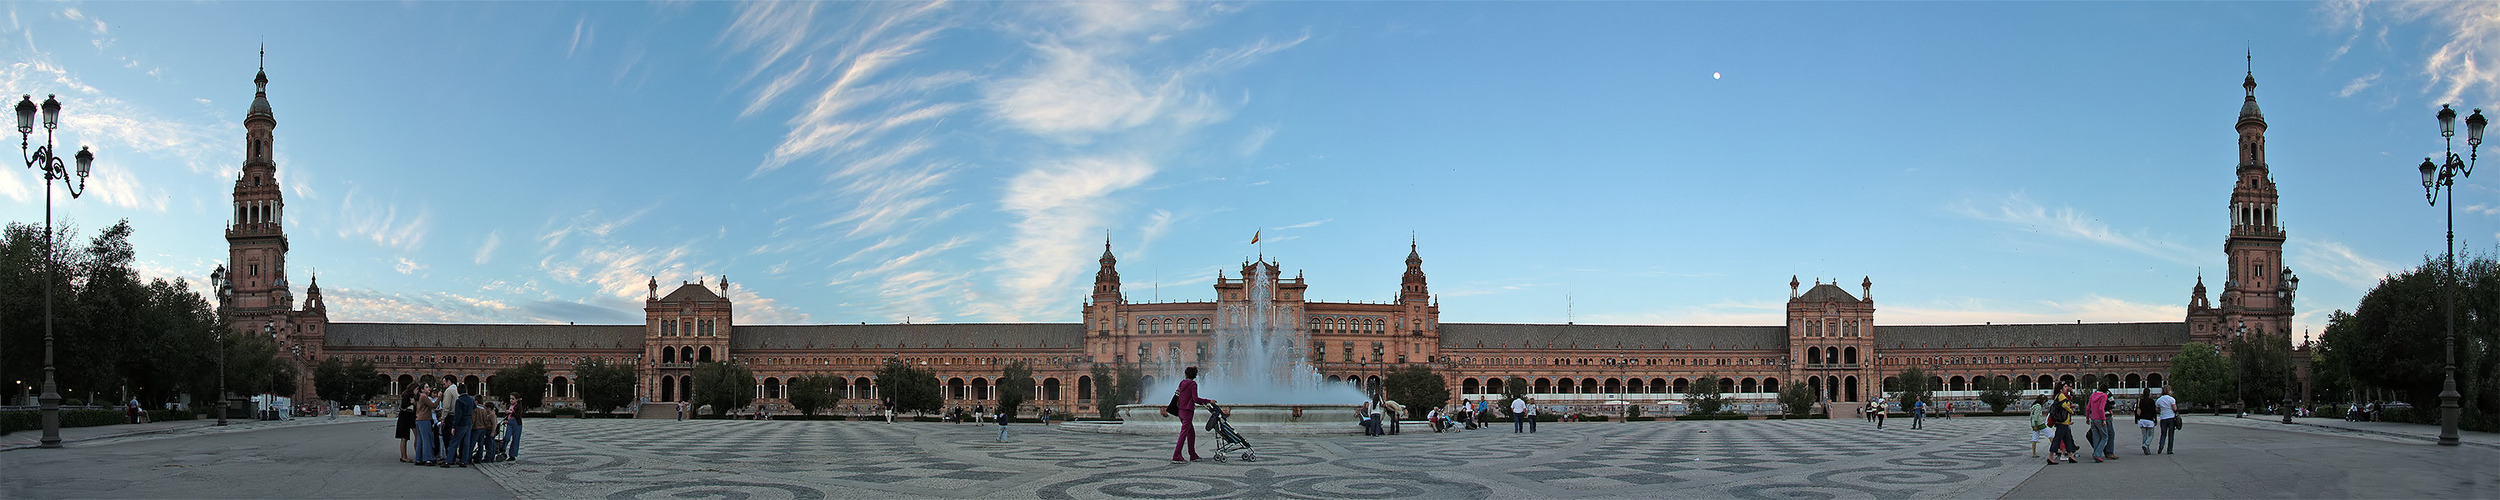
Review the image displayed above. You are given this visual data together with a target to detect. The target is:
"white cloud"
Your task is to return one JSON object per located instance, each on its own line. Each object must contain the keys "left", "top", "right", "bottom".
{"left": 1954, "top": 193, "right": 2198, "bottom": 266}
{"left": 394, "top": 257, "right": 426, "bottom": 275}
{"left": 2339, "top": 71, "right": 2382, "bottom": 97}
{"left": 992, "top": 156, "right": 1156, "bottom": 320}
{"left": 474, "top": 230, "right": 501, "bottom": 265}
{"left": 334, "top": 185, "right": 430, "bottom": 253}
{"left": 1274, "top": 218, "right": 1330, "bottom": 231}
{"left": 1882, "top": 295, "right": 2179, "bottom": 325}
{"left": 2330, "top": 1, "right": 2500, "bottom": 106}
{"left": 2291, "top": 239, "right": 2399, "bottom": 290}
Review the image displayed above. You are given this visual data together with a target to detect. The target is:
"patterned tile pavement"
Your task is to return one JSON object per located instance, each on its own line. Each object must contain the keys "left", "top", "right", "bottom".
{"left": 479, "top": 416, "right": 2043, "bottom": 499}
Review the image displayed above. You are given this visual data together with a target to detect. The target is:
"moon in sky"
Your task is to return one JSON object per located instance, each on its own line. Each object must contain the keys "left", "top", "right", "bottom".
{"left": 1712, "top": 72, "right": 1721, "bottom": 80}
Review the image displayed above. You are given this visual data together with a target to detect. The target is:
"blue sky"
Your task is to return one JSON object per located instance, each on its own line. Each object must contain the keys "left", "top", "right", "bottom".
{"left": 3, "top": 2, "right": 2492, "bottom": 342}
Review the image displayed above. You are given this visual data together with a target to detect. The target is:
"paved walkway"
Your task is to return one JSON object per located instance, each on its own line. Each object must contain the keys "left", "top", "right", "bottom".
{"left": 482, "top": 417, "right": 2041, "bottom": 499}
{"left": 0, "top": 415, "right": 391, "bottom": 451}
{"left": 2004, "top": 415, "right": 2500, "bottom": 499}
{"left": 1, "top": 418, "right": 508, "bottom": 499}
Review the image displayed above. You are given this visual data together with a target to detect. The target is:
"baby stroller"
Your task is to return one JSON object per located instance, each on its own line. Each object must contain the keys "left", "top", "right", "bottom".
{"left": 1202, "top": 403, "right": 1256, "bottom": 463}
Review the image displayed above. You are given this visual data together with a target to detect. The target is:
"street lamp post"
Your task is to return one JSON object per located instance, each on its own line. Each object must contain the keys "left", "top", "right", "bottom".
{"left": 215, "top": 326, "right": 227, "bottom": 426}
{"left": 18, "top": 94, "right": 98, "bottom": 449}
{"left": 2418, "top": 104, "right": 2482, "bottom": 447}
{"left": 2280, "top": 275, "right": 2299, "bottom": 425}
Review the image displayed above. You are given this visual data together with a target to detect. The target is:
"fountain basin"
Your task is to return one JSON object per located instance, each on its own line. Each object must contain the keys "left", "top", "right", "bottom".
{"left": 1059, "top": 403, "right": 1368, "bottom": 435}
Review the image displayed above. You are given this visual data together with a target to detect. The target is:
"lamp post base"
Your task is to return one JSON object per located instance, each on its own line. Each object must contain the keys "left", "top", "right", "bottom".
{"left": 37, "top": 391, "right": 62, "bottom": 448}
{"left": 2438, "top": 377, "right": 2462, "bottom": 447}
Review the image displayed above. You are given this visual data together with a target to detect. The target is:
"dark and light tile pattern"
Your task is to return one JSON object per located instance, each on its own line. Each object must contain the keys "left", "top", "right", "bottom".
{"left": 482, "top": 417, "right": 2041, "bottom": 499}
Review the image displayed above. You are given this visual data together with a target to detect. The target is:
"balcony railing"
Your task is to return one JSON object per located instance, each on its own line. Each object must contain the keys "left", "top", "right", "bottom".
{"left": 1805, "top": 363, "right": 1861, "bottom": 370}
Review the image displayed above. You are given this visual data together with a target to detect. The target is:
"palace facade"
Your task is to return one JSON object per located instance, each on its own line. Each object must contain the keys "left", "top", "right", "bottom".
{"left": 219, "top": 63, "right": 2305, "bottom": 416}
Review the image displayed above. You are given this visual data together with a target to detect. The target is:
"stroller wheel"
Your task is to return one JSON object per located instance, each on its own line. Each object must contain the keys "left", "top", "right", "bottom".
{"left": 1243, "top": 451, "right": 1257, "bottom": 462}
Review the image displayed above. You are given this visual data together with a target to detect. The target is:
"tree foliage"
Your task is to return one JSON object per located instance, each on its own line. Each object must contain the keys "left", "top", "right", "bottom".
{"left": 1889, "top": 367, "right": 1932, "bottom": 407}
{"left": 571, "top": 358, "right": 636, "bottom": 415}
{"left": 1, "top": 221, "right": 239, "bottom": 408}
{"left": 2170, "top": 342, "right": 2233, "bottom": 413}
{"left": 1684, "top": 374, "right": 1727, "bottom": 415}
{"left": 2230, "top": 332, "right": 2293, "bottom": 410}
{"left": 488, "top": 361, "right": 548, "bottom": 411}
{"left": 876, "top": 358, "right": 943, "bottom": 414}
{"left": 785, "top": 374, "right": 842, "bottom": 416}
{"left": 1501, "top": 376, "right": 1528, "bottom": 408}
{"left": 2316, "top": 252, "right": 2500, "bottom": 429}
{"left": 1383, "top": 365, "right": 1449, "bottom": 411}
{"left": 997, "top": 360, "right": 1034, "bottom": 420}
{"left": 1976, "top": 375, "right": 2020, "bottom": 413}
{"left": 313, "top": 357, "right": 388, "bottom": 406}
{"left": 1777, "top": 378, "right": 1818, "bottom": 418}
{"left": 690, "top": 361, "right": 755, "bottom": 417}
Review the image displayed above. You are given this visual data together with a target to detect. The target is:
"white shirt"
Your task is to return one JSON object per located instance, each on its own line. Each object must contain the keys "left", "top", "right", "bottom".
{"left": 2155, "top": 394, "right": 2178, "bottom": 420}
{"left": 1510, "top": 398, "right": 1528, "bottom": 415}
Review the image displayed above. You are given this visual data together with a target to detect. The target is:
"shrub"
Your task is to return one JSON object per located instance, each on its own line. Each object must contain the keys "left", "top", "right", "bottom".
{"left": 0, "top": 410, "right": 129, "bottom": 435}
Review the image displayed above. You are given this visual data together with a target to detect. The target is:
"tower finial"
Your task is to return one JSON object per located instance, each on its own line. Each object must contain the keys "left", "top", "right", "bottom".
{"left": 260, "top": 43, "right": 265, "bottom": 72}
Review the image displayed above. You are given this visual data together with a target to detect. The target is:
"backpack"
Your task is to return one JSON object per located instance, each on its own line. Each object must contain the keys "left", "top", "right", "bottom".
{"left": 2048, "top": 399, "right": 2071, "bottom": 425}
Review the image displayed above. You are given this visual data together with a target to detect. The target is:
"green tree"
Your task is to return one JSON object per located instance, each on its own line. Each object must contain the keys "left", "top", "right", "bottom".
{"left": 2230, "top": 332, "right": 2292, "bottom": 411}
{"left": 1890, "top": 367, "right": 1932, "bottom": 408}
{"left": 876, "top": 358, "right": 943, "bottom": 414}
{"left": 1500, "top": 376, "right": 1528, "bottom": 408}
{"left": 1114, "top": 363, "right": 1145, "bottom": 410}
{"left": 1777, "top": 378, "right": 1818, "bottom": 418}
{"left": 1090, "top": 364, "right": 1118, "bottom": 418}
{"left": 1977, "top": 375, "right": 2019, "bottom": 413}
{"left": 1383, "top": 365, "right": 1450, "bottom": 412}
{"left": 1685, "top": 375, "right": 1727, "bottom": 415}
{"left": 997, "top": 360, "right": 1034, "bottom": 420}
{"left": 313, "top": 357, "right": 388, "bottom": 406}
{"left": 785, "top": 374, "right": 842, "bottom": 417}
{"left": 571, "top": 358, "right": 636, "bottom": 416}
{"left": 2171, "top": 342, "right": 2234, "bottom": 414}
{"left": 690, "top": 361, "right": 756, "bottom": 417}
{"left": 489, "top": 361, "right": 549, "bottom": 411}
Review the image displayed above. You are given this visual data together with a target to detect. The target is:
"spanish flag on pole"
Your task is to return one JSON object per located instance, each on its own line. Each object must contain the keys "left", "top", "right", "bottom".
{"left": 1250, "top": 229, "right": 1261, "bottom": 244}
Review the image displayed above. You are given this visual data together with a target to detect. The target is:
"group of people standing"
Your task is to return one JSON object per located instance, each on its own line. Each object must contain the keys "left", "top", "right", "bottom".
{"left": 2032, "top": 383, "right": 2181, "bottom": 465}
{"left": 397, "top": 383, "right": 524, "bottom": 468}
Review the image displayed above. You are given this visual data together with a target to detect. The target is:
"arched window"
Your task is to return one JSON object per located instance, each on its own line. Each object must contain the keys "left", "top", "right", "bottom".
{"left": 1807, "top": 347, "right": 1822, "bottom": 365}
{"left": 1463, "top": 378, "right": 1481, "bottom": 395}
{"left": 948, "top": 378, "right": 967, "bottom": 400}
{"left": 764, "top": 377, "right": 782, "bottom": 399}
{"left": 551, "top": 376, "right": 571, "bottom": 398}
{"left": 698, "top": 346, "right": 713, "bottom": 363}
{"left": 1739, "top": 378, "right": 1757, "bottom": 393}
{"left": 1673, "top": 378, "right": 1690, "bottom": 394}
{"left": 1949, "top": 376, "right": 1966, "bottom": 391}
{"left": 1825, "top": 349, "right": 1839, "bottom": 365}
{"left": 661, "top": 376, "right": 677, "bottom": 402}
{"left": 1844, "top": 347, "right": 1858, "bottom": 365}
{"left": 1809, "top": 377, "right": 1824, "bottom": 400}
{"left": 1844, "top": 376, "right": 1859, "bottom": 402}
{"left": 662, "top": 346, "right": 676, "bottom": 363}
{"left": 1044, "top": 378, "right": 1062, "bottom": 400}
{"left": 1076, "top": 376, "right": 1093, "bottom": 400}
{"left": 1535, "top": 378, "right": 1553, "bottom": 394}
{"left": 1763, "top": 377, "right": 1780, "bottom": 394}
{"left": 1557, "top": 378, "right": 1576, "bottom": 394}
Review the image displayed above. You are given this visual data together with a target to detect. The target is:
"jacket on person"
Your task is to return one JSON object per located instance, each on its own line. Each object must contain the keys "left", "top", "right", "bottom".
{"left": 471, "top": 405, "right": 494, "bottom": 430}
{"left": 2028, "top": 403, "right": 2046, "bottom": 430}
{"left": 447, "top": 395, "right": 476, "bottom": 428}
{"left": 2087, "top": 391, "right": 2111, "bottom": 421}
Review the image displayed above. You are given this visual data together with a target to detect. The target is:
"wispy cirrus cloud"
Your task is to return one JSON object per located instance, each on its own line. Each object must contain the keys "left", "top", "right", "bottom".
{"left": 474, "top": 230, "right": 501, "bottom": 265}
{"left": 2291, "top": 239, "right": 2399, "bottom": 290}
{"left": 1953, "top": 193, "right": 2198, "bottom": 266}
{"left": 2339, "top": 71, "right": 2382, "bottom": 97}
{"left": 2326, "top": 1, "right": 2500, "bottom": 106}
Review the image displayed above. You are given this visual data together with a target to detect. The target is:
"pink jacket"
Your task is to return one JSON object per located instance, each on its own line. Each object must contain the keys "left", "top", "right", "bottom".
{"left": 2086, "top": 391, "right": 2111, "bottom": 421}
{"left": 1174, "top": 379, "right": 1213, "bottom": 417}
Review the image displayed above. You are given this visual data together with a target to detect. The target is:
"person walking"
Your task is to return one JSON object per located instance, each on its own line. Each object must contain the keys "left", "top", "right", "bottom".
{"left": 2046, "top": 382, "right": 2078, "bottom": 465}
{"left": 1165, "top": 366, "right": 1216, "bottom": 463}
{"left": 997, "top": 410, "right": 1011, "bottom": 442}
{"left": 504, "top": 393, "right": 524, "bottom": 462}
{"left": 2135, "top": 392, "right": 2158, "bottom": 455}
{"left": 2155, "top": 386, "right": 2179, "bottom": 454}
{"left": 396, "top": 391, "right": 417, "bottom": 463}
{"left": 1526, "top": 398, "right": 1539, "bottom": 433}
{"left": 2088, "top": 387, "right": 2117, "bottom": 461}
{"left": 413, "top": 386, "right": 439, "bottom": 466}
{"left": 2027, "top": 395, "right": 2050, "bottom": 457}
{"left": 1911, "top": 399, "right": 1926, "bottom": 430}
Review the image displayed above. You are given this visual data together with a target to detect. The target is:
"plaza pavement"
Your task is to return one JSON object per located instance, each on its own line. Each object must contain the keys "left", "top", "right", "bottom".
{"left": 2006, "top": 415, "right": 2500, "bottom": 499}
{"left": 478, "top": 416, "right": 2040, "bottom": 499}
{"left": 5, "top": 413, "right": 2492, "bottom": 499}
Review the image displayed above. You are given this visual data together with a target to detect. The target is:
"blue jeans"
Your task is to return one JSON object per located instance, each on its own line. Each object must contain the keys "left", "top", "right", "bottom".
{"left": 474, "top": 427, "right": 492, "bottom": 461}
{"left": 505, "top": 422, "right": 522, "bottom": 459}
{"left": 2089, "top": 419, "right": 2116, "bottom": 457}
{"left": 998, "top": 424, "right": 1009, "bottom": 442}
{"left": 413, "top": 421, "right": 437, "bottom": 462}
{"left": 445, "top": 427, "right": 466, "bottom": 464}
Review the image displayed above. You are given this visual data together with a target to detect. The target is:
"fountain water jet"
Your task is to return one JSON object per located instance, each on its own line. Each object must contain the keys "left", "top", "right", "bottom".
{"left": 1068, "top": 259, "right": 1368, "bottom": 435}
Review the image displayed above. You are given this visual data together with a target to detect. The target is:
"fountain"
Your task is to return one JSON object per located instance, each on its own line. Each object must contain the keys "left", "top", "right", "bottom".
{"left": 1065, "top": 259, "right": 1368, "bottom": 435}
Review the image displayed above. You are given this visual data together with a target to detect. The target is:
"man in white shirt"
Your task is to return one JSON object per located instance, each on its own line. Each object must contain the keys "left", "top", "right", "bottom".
{"left": 2154, "top": 386, "right": 2179, "bottom": 454}
{"left": 1510, "top": 397, "right": 1528, "bottom": 433}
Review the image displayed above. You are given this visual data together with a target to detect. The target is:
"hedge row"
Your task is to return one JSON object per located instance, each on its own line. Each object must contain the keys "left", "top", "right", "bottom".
{"left": 146, "top": 409, "right": 196, "bottom": 423}
{"left": 0, "top": 410, "right": 129, "bottom": 435}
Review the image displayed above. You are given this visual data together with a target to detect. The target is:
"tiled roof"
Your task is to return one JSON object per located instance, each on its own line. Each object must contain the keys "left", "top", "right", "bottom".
{"left": 659, "top": 283, "right": 723, "bottom": 302}
{"left": 325, "top": 323, "right": 644, "bottom": 350}
{"left": 1872, "top": 322, "right": 2189, "bottom": 349}
{"left": 1440, "top": 323, "right": 1787, "bottom": 351}
{"left": 1797, "top": 283, "right": 1859, "bottom": 303}
{"left": 730, "top": 324, "right": 1086, "bottom": 350}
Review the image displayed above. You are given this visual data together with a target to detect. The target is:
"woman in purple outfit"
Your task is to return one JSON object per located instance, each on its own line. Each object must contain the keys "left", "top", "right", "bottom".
{"left": 1165, "top": 366, "right": 1217, "bottom": 464}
